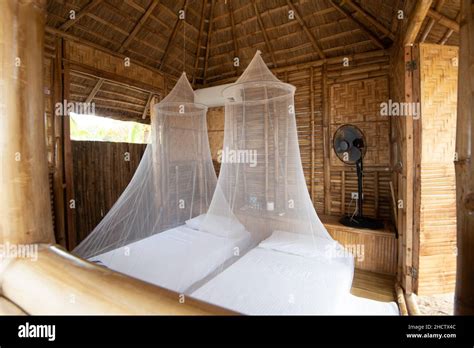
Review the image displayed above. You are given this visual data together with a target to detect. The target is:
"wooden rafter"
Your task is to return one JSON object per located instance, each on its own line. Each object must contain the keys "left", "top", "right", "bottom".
{"left": 85, "top": 78, "right": 104, "bottom": 104}
{"left": 228, "top": 0, "right": 241, "bottom": 68}
{"left": 159, "top": 0, "right": 188, "bottom": 71}
{"left": 404, "top": 0, "right": 434, "bottom": 45}
{"left": 329, "top": 0, "right": 385, "bottom": 49}
{"left": 439, "top": 11, "right": 461, "bottom": 44}
{"left": 119, "top": 0, "right": 160, "bottom": 53}
{"left": 420, "top": 0, "right": 446, "bottom": 42}
{"left": 286, "top": 0, "right": 325, "bottom": 59}
{"left": 427, "top": 8, "right": 460, "bottom": 32}
{"left": 142, "top": 93, "right": 154, "bottom": 119}
{"left": 252, "top": 0, "right": 278, "bottom": 67}
{"left": 203, "top": 0, "right": 216, "bottom": 84}
{"left": 192, "top": 0, "right": 208, "bottom": 85}
{"left": 59, "top": 0, "right": 103, "bottom": 31}
{"left": 342, "top": 0, "right": 395, "bottom": 40}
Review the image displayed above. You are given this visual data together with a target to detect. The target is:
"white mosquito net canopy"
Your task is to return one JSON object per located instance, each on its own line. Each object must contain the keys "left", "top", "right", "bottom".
{"left": 73, "top": 73, "right": 218, "bottom": 289}
{"left": 189, "top": 51, "right": 367, "bottom": 314}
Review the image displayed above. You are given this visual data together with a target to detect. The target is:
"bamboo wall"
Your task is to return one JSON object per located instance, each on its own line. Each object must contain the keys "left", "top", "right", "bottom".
{"left": 208, "top": 51, "right": 393, "bottom": 220}
{"left": 417, "top": 44, "right": 458, "bottom": 295}
{"left": 72, "top": 141, "right": 146, "bottom": 243}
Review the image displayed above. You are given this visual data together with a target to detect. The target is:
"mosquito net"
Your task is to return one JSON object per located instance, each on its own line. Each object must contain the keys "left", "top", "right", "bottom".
{"left": 189, "top": 51, "right": 361, "bottom": 314}
{"left": 73, "top": 73, "right": 218, "bottom": 288}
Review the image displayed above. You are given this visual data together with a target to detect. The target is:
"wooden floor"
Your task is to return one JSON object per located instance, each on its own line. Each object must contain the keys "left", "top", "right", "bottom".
{"left": 351, "top": 269, "right": 396, "bottom": 302}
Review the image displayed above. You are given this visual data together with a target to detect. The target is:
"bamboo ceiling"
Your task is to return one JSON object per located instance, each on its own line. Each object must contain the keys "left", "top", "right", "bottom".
{"left": 46, "top": 0, "right": 461, "bottom": 86}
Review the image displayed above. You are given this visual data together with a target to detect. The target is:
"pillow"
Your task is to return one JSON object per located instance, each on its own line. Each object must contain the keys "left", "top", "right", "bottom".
{"left": 200, "top": 214, "right": 247, "bottom": 238}
{"left": 185, "top": 214, "right": 207, "bottom": 230}
{"left": 258, "top": 230, "right": 339, "bottom": 258}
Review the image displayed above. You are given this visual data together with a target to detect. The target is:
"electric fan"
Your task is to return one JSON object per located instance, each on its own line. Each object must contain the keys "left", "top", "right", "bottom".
{"left": 333, "top": 124, "right": 384, "bottom": 229}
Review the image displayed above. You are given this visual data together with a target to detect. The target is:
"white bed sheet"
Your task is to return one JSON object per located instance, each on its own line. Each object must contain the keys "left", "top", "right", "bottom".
{"left": 90, "top": 225, "right": 250, "bottom": 293}
{"left": 192, "top": 247, "right": 399, "bottom": 315}
{"left": 192, "top": 247, "right": 356, "bottom": 315}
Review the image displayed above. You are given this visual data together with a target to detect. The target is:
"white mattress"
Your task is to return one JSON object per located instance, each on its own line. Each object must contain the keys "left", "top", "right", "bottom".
{"left": 192, "top": 247, "right": 399, "bottom": 315}
{"left": 192, "top": 247, "right": 354, "bottom": 315}
{"left": 90, "top": 225, "right": 250, "bottom": 293}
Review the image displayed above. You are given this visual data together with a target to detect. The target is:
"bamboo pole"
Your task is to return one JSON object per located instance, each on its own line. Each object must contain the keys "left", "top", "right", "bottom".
{"left": 395, "top": 283, "right": 409, "bottom": 316}
{"left": 0, "top": 244, "right": 234, "bottom": 315}
{"left": 0, "top": 297, "right": 26, "bottom": 315}
{"left": 404, "top": 0, "right": 434, "bottom": 46}
{"left": 0, "top": 0, "right": 54, "bottom": 245}
{"left": 454, "top": 0, "right": 474, "bottom": 316}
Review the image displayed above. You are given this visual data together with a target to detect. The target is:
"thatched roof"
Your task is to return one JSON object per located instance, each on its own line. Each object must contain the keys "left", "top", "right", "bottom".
{"left": 46, "top": 0, "right": 460, "bottom": 87}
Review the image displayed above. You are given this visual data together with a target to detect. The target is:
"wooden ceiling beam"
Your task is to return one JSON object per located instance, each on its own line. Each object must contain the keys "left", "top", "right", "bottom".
{"left": 85, "top": 78, "right": 104, "bottom": 104}
{"left": 192, "top": 0, "right": 208, "bottom": 85}
{"left": 119, "top": 0, "right": 160, "bottom": 53}
{"left": 228, "top": 0, "right": 241, "bottom": 68}
{"left": 59, "top": 0, "right": 103, "bottom": 31}
{"left": 342, "top": 0, "right": 395, "bottom": 40}
{"left": 439, "top": 11, "right": 461, "bottom": 44}
{"left": 252, "top": 0, "right": 278, "bottom": 67}
{"left": 427, "top": 8, "right": 460, "bottom": 32}
{"left": 329, "top": 0, "right": 385, "bottom": 49}
{"left": 142, "top": 93, "right": 154, "bottom": 119}
{"left": 420, "top": 0, "right": 445, "bottom": 42}
{"left": 286, "top": 0, "right": 325, "bottom": 59}
{"left": 203, "top": 0, "right": 216, "bottom": 84}
{"left": 420, "top": 0, "right": 446, "bottom": 42}
{"left": 404, "top": 0, "right": 434, "bottom": 45}
{"left": 159, "top": 0, "right": 188, "bottom": 71}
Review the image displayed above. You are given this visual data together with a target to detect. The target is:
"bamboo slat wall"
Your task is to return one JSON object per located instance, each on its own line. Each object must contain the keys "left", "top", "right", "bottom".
{"left": 417, "top": 43, "right": 458, "bottom": 295}
{"left": 72, "top": 141, "right": 146, "bottom": 243}
{"left": 208, "top": 51, "right": 392, "bottom": 220}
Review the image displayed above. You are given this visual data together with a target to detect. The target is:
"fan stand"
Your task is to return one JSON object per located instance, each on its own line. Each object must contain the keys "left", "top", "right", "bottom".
{"left": 339, "top": 158, "right": 384, "bottom": 230}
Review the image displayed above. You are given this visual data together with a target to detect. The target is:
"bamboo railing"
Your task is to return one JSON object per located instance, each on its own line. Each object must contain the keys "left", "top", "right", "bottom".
{"left": 0, "top": 244, "right": 234, "bottom": 315}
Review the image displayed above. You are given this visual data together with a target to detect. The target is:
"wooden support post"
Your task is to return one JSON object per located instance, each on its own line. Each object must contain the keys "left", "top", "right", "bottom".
{"left": 404, "top": 0, "right": 434, "bottom": 46}
{"left": 403, "top": 45, "right": 415, "bottom": 294}
{"left": 322, "top": 64, "right": 331, "bottom": 214}
{"left": 454, "top": 0, "right": 474, "bottom": 316}
{"left": 52, "top": 38, "right": 67, "bottom": 248}
{"left": 310, "top": 67, "right": 316, "bottom": 201}
{"left": 0, "top": 0, "right": 54, "bottom": 245}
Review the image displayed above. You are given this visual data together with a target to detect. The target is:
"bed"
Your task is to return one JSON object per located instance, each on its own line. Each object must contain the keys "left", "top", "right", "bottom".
{"left": 191, "top": 231, "right": 399, "bottom": 315}
{"left": 90, "top": 215, "right": 251, "bottom": 294}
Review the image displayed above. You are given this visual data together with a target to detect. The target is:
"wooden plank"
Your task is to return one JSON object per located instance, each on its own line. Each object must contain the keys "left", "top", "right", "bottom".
{"left": 142, "top": 92, "right": 154, "bottom": 119}
{"left": 404, "top": 0, "right": 434, "bottom": 45}
{"left": 403, "top": 45, "right": 415, "bottom": 293}
{"left": 119, "top": 0, "right": 160, "bottom": 53}
{"left": 454, "top": 0, "right": 474, "bottom": 315}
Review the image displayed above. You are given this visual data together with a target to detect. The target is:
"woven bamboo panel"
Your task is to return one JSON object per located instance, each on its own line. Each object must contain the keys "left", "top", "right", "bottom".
{"left": 417, "top": 44, "right": 458, "bottom": 295}
{"left": 323, "top": 215, "right": 397, "bottom": 275}
{"left": 329, "top": 76, "right": 390, "bottom": 167}
{"left": 65, "top": 41, "right": 165, "bottom": 90}
{"left": 72, "top": 141, "right": 146, "bottom": 243}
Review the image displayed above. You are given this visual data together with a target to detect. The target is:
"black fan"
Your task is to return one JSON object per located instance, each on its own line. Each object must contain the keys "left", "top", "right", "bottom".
{"left": 333, "top": 125, "right": 383, "bottom": 229}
